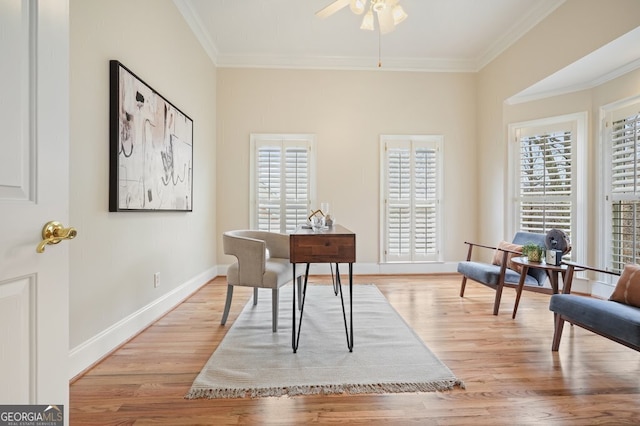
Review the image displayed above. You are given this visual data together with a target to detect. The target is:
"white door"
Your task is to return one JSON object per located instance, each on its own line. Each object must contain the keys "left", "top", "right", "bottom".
{"left": 0, "top": 0, "right": 70, "bottom": 418}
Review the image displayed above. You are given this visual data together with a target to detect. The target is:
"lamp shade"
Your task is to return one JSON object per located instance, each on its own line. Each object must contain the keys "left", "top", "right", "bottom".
{"left": 350, "top": 0, "right": 366, "bottom": 15}
{"left": 360, "top": 10, "right": 374, "bottom": 31}
{"left": 392, "top": 5, "right": 407, "bottom": 25}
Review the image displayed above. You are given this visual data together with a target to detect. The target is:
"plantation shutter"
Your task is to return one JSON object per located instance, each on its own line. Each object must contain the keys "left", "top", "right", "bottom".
{"left": 608, "top": 104, "right": 640, "bottom": 272}
{"left": 386, "top": 145, "right": 411, "bottom": 261}
{"left": 414, "top": 147, "right": 438, "bottom": 257}
{"left": 517, "top": 126, "right": 573, "bottom": 238}
{"left": 252, "top": 135, "right": 313, "bottom": 234}
{"left": 256, "top": 146, "right": 282, "bottom": 232}
{"left": 284, "top": 145, "right": 309, "bottom": 233}
{"left": 383, "top": 137, "right": 441, "bottom": 262}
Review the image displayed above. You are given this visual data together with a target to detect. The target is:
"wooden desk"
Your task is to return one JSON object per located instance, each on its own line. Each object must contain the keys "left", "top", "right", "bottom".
{"left": 510, "top": 256, "right": 568, "bottom": 319}
{"left": 290, "top": 225, "right": 356, "bottom": 353}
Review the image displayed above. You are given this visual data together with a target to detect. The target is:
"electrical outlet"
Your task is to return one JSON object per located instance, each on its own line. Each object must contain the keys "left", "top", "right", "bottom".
{"left": 154, "top": 272, "right": 160, "bottom": 288}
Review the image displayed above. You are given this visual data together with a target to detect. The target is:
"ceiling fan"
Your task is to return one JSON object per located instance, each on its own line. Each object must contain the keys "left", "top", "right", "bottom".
{"left": 316, "top": 0, "right": 408, "bottom": 34}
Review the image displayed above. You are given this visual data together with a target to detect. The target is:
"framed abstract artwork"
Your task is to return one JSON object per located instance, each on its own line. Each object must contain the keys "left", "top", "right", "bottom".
{"left": 109, "top": 60, "right": 193, "bottom": 212}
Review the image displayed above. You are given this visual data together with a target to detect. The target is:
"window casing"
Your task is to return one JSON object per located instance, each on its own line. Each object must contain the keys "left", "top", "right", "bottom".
{"left": 250, "top": 134, "right": 315, "bottom": 234}
{"left": 604, "top": 101, "right": 640, "bottom": 273}
{"left": 380, "top": 135, "right": 443, "bottom": 263}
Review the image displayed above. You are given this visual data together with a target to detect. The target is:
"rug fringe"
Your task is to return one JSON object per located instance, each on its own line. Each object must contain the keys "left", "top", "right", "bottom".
{"left": 184, "top": 379, "right": 465, "bottom": 400}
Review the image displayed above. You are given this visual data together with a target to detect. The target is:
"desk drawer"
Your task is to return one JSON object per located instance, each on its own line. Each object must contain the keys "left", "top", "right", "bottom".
{"left": 290, "top": 234, "right": 355, "bottom": 264}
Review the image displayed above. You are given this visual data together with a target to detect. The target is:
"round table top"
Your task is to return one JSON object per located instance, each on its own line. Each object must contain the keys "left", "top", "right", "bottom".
{"left": 510, "top": 256, "right": 568, "bottom": 271}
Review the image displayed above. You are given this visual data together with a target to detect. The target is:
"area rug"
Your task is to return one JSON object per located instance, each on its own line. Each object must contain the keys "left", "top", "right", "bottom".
{"left": 185, "top": 284, "right": 464, "bottom": 399}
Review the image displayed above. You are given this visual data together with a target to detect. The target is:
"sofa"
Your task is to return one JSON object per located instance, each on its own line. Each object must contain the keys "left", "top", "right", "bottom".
{"left": 549, "top": 261, "right": 640, "bottom": 352}
{"left": 457, "top": 231, "right": 548, "bottom": 315}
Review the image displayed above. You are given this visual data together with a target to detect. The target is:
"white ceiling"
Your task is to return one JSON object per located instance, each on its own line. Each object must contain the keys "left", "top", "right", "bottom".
{"left": 174, "top": 0, "right": 640, "bottom": 101}
{"left": 175, "top": 0, "right": 566, "bottom": 71}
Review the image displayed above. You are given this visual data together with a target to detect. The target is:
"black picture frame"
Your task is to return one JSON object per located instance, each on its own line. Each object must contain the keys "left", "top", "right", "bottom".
{"left": 109, "top": 60, "right": 193, "bottom": 212}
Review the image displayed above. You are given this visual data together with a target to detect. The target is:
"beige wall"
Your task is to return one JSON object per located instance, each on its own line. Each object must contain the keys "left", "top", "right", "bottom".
{"left": 477, "top": 0, "right": 640, "bottom": 246}
{"left": 69, "top": 0, "right": 217, "bottom": 369}
{"left": 216, "top": 68, "right": 476, "bottom": 268}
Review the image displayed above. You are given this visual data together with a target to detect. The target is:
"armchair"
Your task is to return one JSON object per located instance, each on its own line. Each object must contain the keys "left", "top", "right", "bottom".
{"left": 457, "top": 231, "right": 548, "bottom": 315}
{"left": 222, "top": 230, "right": 303, "bottom": 332}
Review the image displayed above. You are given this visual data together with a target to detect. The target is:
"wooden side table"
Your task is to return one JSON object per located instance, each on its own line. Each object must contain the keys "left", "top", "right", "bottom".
{"left": 510, "top": 256, "right": 568, "bottom": 319}
{"left": 290, "top": 225, "right": 356, "bottom": 353}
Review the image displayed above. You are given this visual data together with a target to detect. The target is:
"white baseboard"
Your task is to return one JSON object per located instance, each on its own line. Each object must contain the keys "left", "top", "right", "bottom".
{"left": 68, "top": 266, "right": 218, "bottom": 379}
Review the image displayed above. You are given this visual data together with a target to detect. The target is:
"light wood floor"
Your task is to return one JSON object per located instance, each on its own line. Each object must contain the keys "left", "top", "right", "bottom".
{"left": 70, "top": 274, "right": 640, "bottom": 425}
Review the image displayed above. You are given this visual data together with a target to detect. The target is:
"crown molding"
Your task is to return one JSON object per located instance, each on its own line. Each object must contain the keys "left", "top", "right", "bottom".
{"left": 174, "top": 0, "right": 564, "bottom": 73}
{"left": 476, "top": 0, "right": 566, "bottom": 70}
{"left": 173, "top": 0, "right": 219, "bottom": 66}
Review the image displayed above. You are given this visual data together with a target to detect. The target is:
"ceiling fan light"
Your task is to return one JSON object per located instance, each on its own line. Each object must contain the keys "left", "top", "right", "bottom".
{"left": 392, "top": 5, "right": 407, "bottom": 25}
{"left": 360, "top": 10, "right": 374, "bottom": 31}
{"left": 350, "top": 0, "right": 366, "bottom": 15}
{"left": 372, "top": 0, "right": 385, "bottom": 13}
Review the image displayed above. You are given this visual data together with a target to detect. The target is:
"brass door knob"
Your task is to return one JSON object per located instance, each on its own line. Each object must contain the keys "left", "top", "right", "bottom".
{"left": 36, "top": 221, "right": 78, "bottom": 253}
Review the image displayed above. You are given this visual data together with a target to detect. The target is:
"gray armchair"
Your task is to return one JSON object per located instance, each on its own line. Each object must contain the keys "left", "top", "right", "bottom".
{"left": 457, "top": 231, "right": 548, "bottom": 315}
{"left": 222, "top": 230, "right": 304, "bottom": 332}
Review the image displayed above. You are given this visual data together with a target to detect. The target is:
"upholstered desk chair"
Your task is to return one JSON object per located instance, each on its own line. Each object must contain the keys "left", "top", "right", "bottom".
{"left": 222, "top": 230, "right": 304, "bottom": 332}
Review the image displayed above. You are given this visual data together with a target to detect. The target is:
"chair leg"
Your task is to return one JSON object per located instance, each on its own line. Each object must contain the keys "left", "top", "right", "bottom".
{"left": 493, "top": 282, "right": 504, "bottom": 316}
{"left": 253, "top": 287, "right": 258, "bottom": 306}
{"left": 460, "top": 276, "right": 467, "bottom": 297}
{"left": 221, "top": 284, "right": 234, "bottom": 325}
{"left": 272, "top": 288, "right": 279, "bottom": 332}
{"left": 551, "top": 314, "right": 565, "bottom": 351}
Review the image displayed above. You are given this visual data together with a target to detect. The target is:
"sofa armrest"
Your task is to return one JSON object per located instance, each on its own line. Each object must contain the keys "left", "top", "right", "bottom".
{"left": 463, "top": 241, "right": 496, "bottom": 261}
{"left": 223, "top": 233, "right": 266, "bottom": 283}
{"left": 560, "top": 261, "right": 620, "bottom": 294}
{"left": 463, "top": 241, "right": 520, "bottom": 263}
{"left": 561, "top": 261, "right": 620, "bottom": 276}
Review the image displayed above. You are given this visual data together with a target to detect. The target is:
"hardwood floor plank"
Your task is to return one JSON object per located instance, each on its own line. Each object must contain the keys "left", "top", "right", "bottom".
{"left": 70, "top": 275, "right": 640, "bottom": 425}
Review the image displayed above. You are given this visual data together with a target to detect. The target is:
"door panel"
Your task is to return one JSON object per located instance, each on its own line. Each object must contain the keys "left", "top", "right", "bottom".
{"left": 0, "top": 0, "right": 69, "bottom": 418}
{"left": 0, "top": 276, "right": 35, "bottom": 402}
{"left": 0, "top": 0, "right": 32, "bottom": 201}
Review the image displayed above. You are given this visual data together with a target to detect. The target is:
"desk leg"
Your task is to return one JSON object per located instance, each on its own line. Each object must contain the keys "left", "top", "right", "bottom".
{"left": 512, "top": 265, "right": 529, "bottom": 319}
{"left": 292, "top": 263, "right": 310, "bottom": 353}
{"left": 331, "top": 264, "right": 339, "bottom": 296}
{"left": 336, "top": 263, "right": 354, "bottom": 352}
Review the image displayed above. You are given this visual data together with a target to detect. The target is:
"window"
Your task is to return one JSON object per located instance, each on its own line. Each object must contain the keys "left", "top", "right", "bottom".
{"left": 250, "top": 134, "right": 315, "bottom": 234}
{"left": 508, "top": 113, "right": 586, "bottom": 261}
{"left": 380, "top": 135, "right": 443, "bottom": 263}
{"left": 517, "top": 128, "right": 572, "bottom": 235}
{"left": 604, "top": 100, "right": 640, "bottom": 273}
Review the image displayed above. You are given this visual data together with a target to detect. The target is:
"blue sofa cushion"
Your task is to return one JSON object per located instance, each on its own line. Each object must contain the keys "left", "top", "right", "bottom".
{"left": 457, "top": 261, "right": 541, "bottom": 287}
{"left": 549, "top": 294, "right": 640, "bottom": 348}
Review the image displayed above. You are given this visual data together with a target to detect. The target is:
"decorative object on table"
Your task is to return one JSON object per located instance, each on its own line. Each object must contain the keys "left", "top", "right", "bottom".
{"left": 546, "top": 249, "right": 563, "bottom": 266}
{"left": 185, "top": 284, "right": 463, "bottom": 399}
{"left": 109, "top": 60, "right": 193, "bottom": 212}
{"left": 545, "top": 229, "right": 571, "bottom": 265}
{"left": 324, "top": 214, "right": 334, "bottom": 227}
{"left": 308, "top": 209, "right": 325, "bottom": 230}
{"left": 320, "top": 202, "right": 333, "bottom": 227}
{"left": 522, "top": 242, "right": 544, "bottom": 262}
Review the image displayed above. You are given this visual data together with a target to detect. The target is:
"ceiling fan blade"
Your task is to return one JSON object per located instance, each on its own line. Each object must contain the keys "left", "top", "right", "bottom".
{"left": 377, "top": 5, "right": 395, "bottom": 34}
{"left": 316, "top": 0, "right": 351, "bottom": 19}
